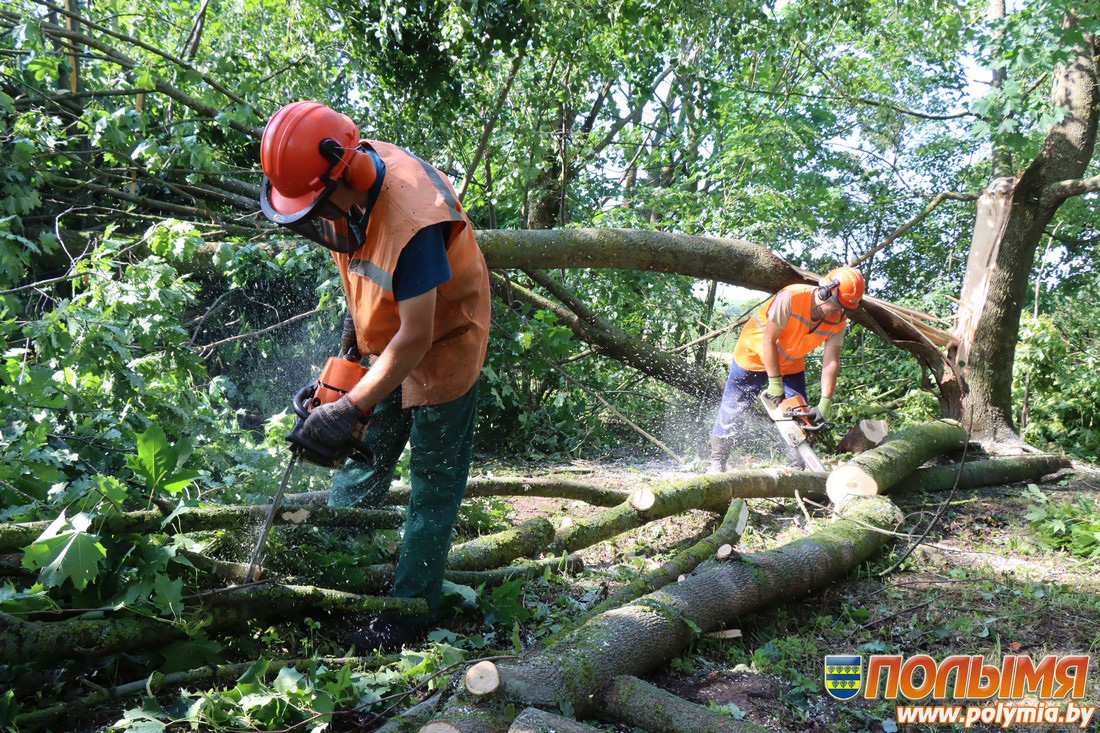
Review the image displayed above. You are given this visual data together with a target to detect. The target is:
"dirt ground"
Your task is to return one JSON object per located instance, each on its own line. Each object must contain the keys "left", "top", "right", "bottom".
{"left": 475, "top": 455, "right": 1100, "bottom": 733}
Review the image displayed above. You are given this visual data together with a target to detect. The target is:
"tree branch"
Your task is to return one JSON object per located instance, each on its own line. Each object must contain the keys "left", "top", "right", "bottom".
{"left": 195, "top": 306, "right": 327, "bottom": 351}
{"left": 32, "top": 0, "right": 248, "bottom": 107}
{"left": 850, "top": 191, "right": 980, "bottom": 267}
{"left": 458, "top": 48, "right": 524, "bottom": 201}
{"left": 1040, "top": 174, "right": 1100, "bottom": 205}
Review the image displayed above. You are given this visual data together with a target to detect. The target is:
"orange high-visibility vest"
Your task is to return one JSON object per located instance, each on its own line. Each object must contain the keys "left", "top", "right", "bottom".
{"left": 732, "top": 284, "right": 845, "bottom": 375}
{"left": 330, "top": 140, "right": 490, "bottom": 407}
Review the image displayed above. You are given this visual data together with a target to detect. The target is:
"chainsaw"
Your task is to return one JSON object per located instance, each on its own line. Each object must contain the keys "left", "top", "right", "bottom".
{"left": 757, "top": 392, "right": 827, "bottom": 473}
{"left": 245, "top": 353, "right": 374, "bottom": 582}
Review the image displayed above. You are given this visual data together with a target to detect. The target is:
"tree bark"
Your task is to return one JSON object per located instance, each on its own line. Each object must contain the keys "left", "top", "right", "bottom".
{"left": 285, "top": 477, "right": 631, "bottom": 509}
{"left": 578, "top": 500, "right": 748, "bottom": 625}
{"left": 891, "top": 454, "right": 1069, "bottom": 494}
{"left": 508, "top": 707, "right": 603, "bottom": 733}
{"left": 447, "top": 518, "right": 555, "bottom": 571}
{"left": 491, "top": 271, "right": 722, "bottom": 400}
{"left": 826, "top": 420, "right": 968, "bottom": 505}
{"left": 602, "top": 675, "right": 765, "bottom": 733}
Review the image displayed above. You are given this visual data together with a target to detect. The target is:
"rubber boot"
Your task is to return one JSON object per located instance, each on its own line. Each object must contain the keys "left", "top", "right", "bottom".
{"left": 707, "top": 435, "right": 732, "bottom": 474}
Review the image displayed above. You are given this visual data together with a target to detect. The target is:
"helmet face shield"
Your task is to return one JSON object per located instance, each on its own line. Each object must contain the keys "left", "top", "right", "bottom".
{"left": 261, "top": 176, "right": 368, "bottom": 254}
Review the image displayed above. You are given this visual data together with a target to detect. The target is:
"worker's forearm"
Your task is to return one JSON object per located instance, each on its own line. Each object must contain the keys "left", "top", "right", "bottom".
{"left": 820, "top": 361, "right": 839, "bottom": 399}
{"left": 347, "top": 334, "right": 430, "bottom": 410}
{"left": 761, "top": 340, "right": 781, "bottom": 377}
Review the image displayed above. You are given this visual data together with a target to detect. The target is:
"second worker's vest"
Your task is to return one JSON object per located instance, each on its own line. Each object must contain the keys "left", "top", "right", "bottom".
{"left": 330, "top": 140, "right": 490, "bottom": 407}
{"left": 733, "top": 284, "right": 845, "bottom": 374}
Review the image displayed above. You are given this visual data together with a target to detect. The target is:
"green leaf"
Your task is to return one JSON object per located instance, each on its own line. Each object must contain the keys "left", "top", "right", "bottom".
{"left": 273, "top": 666, "right": 307, "bottom": 694}
{"left": 21, "top": 512, "right": 107, "bottom": 590}
{"left": 152, "top": 574, "right": 184, "bottom": 617}
{"left": 440, "top": 580, "right": 478, "bottom": 607}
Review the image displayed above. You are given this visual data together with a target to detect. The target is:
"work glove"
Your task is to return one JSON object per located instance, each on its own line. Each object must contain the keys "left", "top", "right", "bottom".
{"left": 760, "top": 376, "right": 784, "bottom": 408}
{"left": 303, "top": 396, "right": 367, "bottom": 447}
{"left": 807, "top": 397, "right": 832, "bottom": 426}
{"left": 340, "top": 315, "right": 361, "bottom": 361}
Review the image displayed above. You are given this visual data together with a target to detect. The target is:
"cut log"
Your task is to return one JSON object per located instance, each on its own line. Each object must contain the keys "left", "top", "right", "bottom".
{"left": 465, "top": 661, "right": 501, "bottom": 696}
{"left": 837, "top": 419, "right": 889, "bottom": 454}
{"left": 509, "top": 707, "right": 604, "bottom": 733}
{"left": 890, "top": 454, "right": 1070, "bottom": 494}
{"left": 0, "top": 506, "right": 404, "bottom": 553}
{"left": 427, "top": 496, "right": 900, "bottom": 724}
{"left": 629, "top": 488, "right": 656, "bottom": 511}
{"left": 447, "top": 518, "right": 555, "bottom": 571}
{"left": 421, "top": 723, "right": 463, "bottom": 733}
{"left": 715, "top": 544, "right": 735, "bottom": 560}
{"left": 826, "top": 420, "right": 967, "bottom": 506}
{"left": 602, "top": 675, "right": 766, "bottom": 733}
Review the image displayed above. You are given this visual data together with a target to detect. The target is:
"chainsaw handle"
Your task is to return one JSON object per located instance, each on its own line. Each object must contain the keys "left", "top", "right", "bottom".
{"left": 291, "top": 385, "right": 373, "bottom": 463}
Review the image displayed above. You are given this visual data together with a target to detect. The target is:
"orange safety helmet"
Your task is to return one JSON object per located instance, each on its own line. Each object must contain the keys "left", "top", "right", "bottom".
{"left": 817, "top": 266, "right": 865, "bottom": 313}
{"left": 259, "top": 101, "right": 379, "bottom": 252}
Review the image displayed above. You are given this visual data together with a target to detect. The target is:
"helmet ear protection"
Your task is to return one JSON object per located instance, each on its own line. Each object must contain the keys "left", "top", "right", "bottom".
{"left": 817, "top": 279, "right": 839, "bottom": 301}
{"left": 318, "top": 138, "right": 377, "bottom": 192}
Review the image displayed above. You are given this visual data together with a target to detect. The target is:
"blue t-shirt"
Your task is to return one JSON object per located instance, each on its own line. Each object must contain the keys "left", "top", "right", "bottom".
{"left": 356, "top": 148, "right": 451, "bottom": 301}
{"left": 392, "top": 222, "right": 452, "bottom": 301}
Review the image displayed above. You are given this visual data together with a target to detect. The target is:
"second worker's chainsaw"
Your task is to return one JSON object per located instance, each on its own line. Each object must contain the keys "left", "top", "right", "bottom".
{"left": 757, "top": 392, "right": 827, "bottom": 472}
{"left": 245, "top": 353, "right": 374, "bottom": 581}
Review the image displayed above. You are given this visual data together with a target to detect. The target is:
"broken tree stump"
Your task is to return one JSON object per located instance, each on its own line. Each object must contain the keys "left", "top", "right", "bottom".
{"left": 826, "top": 420, "right": 967, "bottom": 506}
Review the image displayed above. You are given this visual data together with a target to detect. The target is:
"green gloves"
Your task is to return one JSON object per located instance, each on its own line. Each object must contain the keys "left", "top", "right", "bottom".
{"left": 766, "top": 376, "right": 784, "bottom": 398}
{"left": 807, "top": 397, "right": 832, "bottom": 425}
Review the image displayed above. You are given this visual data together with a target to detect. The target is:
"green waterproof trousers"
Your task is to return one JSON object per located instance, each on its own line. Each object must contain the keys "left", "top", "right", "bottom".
{"left": 328, "top": 382, "right": 478, "bottom": 623}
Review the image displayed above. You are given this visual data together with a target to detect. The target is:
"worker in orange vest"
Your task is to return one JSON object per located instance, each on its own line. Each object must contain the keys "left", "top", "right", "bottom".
{"left": 260, "top": 101, "right": 490, "bottom": 650}
{"left": 708, "top": 267, "right": 865, "bottom": 473}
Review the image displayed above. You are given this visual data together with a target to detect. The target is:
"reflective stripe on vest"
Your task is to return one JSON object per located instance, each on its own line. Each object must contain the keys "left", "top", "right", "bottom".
{"left": 732, "top": 284, "right": 845, "bottom": 375}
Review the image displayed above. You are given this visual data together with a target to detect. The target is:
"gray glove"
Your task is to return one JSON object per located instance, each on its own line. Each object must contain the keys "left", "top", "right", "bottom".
{"left": 340, "top": 315, "right": 360, "bottom": 361}
{"left": 303, "top": 396, "right": 363, "bottom": 447}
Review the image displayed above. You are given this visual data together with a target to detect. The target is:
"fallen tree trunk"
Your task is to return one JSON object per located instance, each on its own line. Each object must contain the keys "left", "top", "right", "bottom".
{"left": 826, "top": 420, "right": 968, "bottom": 506}
{"left": 284, "top": 477, "right": 631, "bottom": 509}
{"left": 0, "top": 505, "right": 404, "bottom": 553}
{"left": 602, "top": 675, "right": 765, "bottom": 733}
{"left": 0, "top": 586, "right": 425, "bottom": 663}
{"left": 289, "top": 555, "right": 585, "bottom": 595}
{"left": 890, "top": 454, "right": 1070, "bottom": 494}
{"left": 446, "top": 518, "right": 556, "bottom": 571}
{"left": 547, "top": 470, "right": 825, "bottom": 556}
{"left": 425, "top": 495, "right": 901, "bottom": 729}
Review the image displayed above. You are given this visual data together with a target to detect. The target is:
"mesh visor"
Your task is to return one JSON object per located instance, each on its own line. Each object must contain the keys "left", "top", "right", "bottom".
{"left": 260, "top": 176, "right": 369, "bottom": 254}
